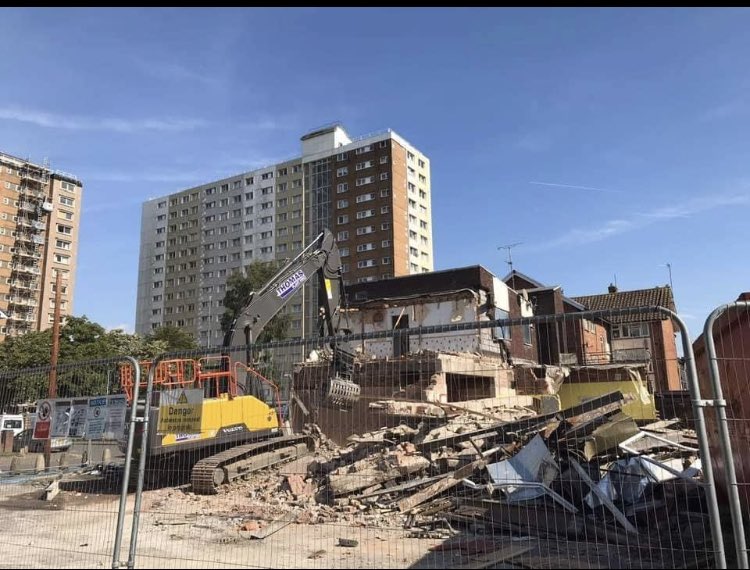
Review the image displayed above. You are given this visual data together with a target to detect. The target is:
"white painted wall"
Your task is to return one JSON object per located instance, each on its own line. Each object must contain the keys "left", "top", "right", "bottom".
{"left": 345, "top": 290, "right": 508, "bottom": 358}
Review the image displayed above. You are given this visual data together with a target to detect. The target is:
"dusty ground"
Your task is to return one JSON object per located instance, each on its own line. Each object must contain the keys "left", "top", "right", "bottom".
{"left": 0, "top": 479, "right": 445, "bottom": 569}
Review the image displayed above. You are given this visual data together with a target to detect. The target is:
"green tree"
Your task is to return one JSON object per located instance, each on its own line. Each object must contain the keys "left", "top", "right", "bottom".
{"left": 220, "top": 263, "right": 292, "bottom": 344}
{"left": 0, "top": 316, "right": 183, "bottom": 404}
{"left": 146, "top": 324, "right": 198, "bottom": 352}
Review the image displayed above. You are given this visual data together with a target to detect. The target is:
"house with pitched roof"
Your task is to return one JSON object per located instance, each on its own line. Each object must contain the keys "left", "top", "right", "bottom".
{"left": 572, "top": 284, "right": 681, "bottom": 392}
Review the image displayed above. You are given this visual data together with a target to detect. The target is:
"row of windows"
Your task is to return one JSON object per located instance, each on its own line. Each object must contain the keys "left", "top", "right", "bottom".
{"left": 335, "top": 222, "right": 391, "bottom": 242}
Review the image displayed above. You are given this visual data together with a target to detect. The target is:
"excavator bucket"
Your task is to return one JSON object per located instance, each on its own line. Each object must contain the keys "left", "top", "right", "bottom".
{"left": 324, "top": 376, "right": 361, "bottom": 409}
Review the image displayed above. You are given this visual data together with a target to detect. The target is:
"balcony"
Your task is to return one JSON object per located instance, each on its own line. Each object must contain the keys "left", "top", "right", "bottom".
{"left": 7, "top": 312, "right": 36, "bottom": 323}
{"left": 18, "top": 168, "right": 49, "bottom": 184}
{"left": 578, "top": 348, "right": 652, "bottom": 366}
{"left": 7, "top": 296, "right": 38, "bottom": 307}
{"left": 17, "top": 202, "right": 36, "bottom": 213}
{"left": 18, "top": 185, "right": 48, "bottom": 199}
{"left": 13, "top": 248, "right": 42, "bottom": 260}
{"left": 8, "top": 279, "right": 38, "bottom": 290}
{"left": 10, "top": 263, "right": 41, "bottom": 275}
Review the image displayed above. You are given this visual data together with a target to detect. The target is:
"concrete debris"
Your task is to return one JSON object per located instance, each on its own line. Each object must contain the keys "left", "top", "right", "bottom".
{"left": 113, "top": 390, "right": 707, "bottom": 569}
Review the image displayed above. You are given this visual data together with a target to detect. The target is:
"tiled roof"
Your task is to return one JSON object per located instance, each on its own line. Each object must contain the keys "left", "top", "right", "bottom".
{"left": 571, "top": 286, "right": 675, "bottom": 323}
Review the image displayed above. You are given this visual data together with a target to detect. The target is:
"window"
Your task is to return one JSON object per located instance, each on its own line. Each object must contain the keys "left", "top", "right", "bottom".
{"left": 244, "top": 250, "right": 253, "bottom": 259}
{"left": 245, "top": 191, "right": 254, "bottom": 200}
{"left": 355, "top": 145, "right": 373, "bottom": 155}
{"left": 261, "top": 186, "right": 273, "bottom": 195}
{"left": 356, "top": 209, "right": 374, "bottom": 219}
{"left": 260, "top": 230, "right": 273, "bottom": 239}
{"left": 355, "top": 160, "right": 373, "bottom": 171}
{"left": 380, "top": 155, "right": 388, "bottom": 164}
{"left": 337, "top": 167, "right": 348, "bottom": 177}
{"left": 291, "top": 194, "right": 302, "bottom": 204}
{"left": 57, "top": 224, "right": 73, "bottom": 235}
{"left": 337, "top": 215, "right": 349, "bottom": 224}
{"left": 205, "top": 187, "right": 215, "bottom": 195}
{"left": 244, "top": 236, "right": 253, "bottom": 244}
{"left": 261, "top": 201, "right": 273, "bottom": 210}
{"left": 380, "top": 189, "right": 389, "bottom": 197}
{"left": 381, "top": 239, "right": 391, "bottom": 247}
{"left": 156, "top": 227, "right": 165, "bottom": 234}
{"left": 246, "top": 177, "right": 254, "bottom": 185}
{"left": 277, "top": 243, "right": 287, "bottom": 253}
{"left": 337, "top": 183, "right": 348, "bottom": 193}
{"left": 356, "top": 176, "right": 374, "bottom": 186}
{"left": 381, "top": 206, "right": 390, "bottom": 214}
{"left": 410, "top": 247, "right": 419, "bottom": 257}
{"left": 340, "top": 247, "right": 349, "bottom": 257}
{"left": 277, "top": 227, "right": 288, "bottom": 237}
{"left": 337, "top": 199, "right": 349, "bottom": 208}
{"left": 420, "top": 220, "right": 428, "bottom": 229}
{"left": 277, "top": 167, "right": 288, "bottom": 177}
{"left": 59, "top": 196, "right": 75, "bottom": 207}
{"left": 379, "top": 140, "right": 388, "bottom": 149}
{"left": 260, "top": 246, "right": 273, "bottom": 254}
{"left": 612, "top": 323, "right": 650, "bottom": 339}
{"left": 357, "top": 243, "right": 375, "bottom": 252}
{"left": 261, "top": 216, "right": 272, "bottom": 224}
{"left": 245, "top": 206, "right": 254, "bottom": 215}
{"left": 409, "top": 230, "right": 418, "bottom": 239}
{"left": 523, "top": 323, "right": 533, "bottom": 345}
{"left": 410, "top": 263, "right": 419, "bottom": 272}
{"left": 261, "top": 172, "right": 273, "bottom": 180}
{"left": 356, "top": 225, "right": 374, "bottom": 235}
{"left": 341, "top": 263, "right": 349, "bottom": 273}
{"left": 292, "top": 165, "right": 302, "bottom": 173}
{"left": 277, "top": 212, "right": 287, "bottom": 222}
{"left": 291, "top": 209, "right": 301, "bottom": 219}
{"left": 59, "top": 210, "right": 74, "bottom": 220}
{"left": 380, "top": 172, "right": 389, "bottom": 181}
{"left": 419, "top": 189, "right": 427, "bottom": 199}
{"left": 381, "top": 222, "right": 390, "bottom": 230}
{"left": 336, "top": 152, "right": 348, "bottom": 161}
{"left": 55, "top": 239, "right": 71, "bottom": 250}
{"left": 419, "top": 174, "right": 427, "bottom": 183}
{"left": 337, "top": 231, "right": 349, "bottom": 241}
{"left": 357, "top": 259, "right": 376, "bottom": 268}
{"left": 494, "top": 309, "right": 511, "bottom": 340}
{"left": 158, "top": 201, "right": 166, "bottom": 209}
{"left": 277, "top": 198, "right": 288, "bottom": 207}
{"left": 356, "top": 193, "right": 374, "bottom": 203}
{"left": 292, "top": 179, "right": 302, "bottom": 188}
{"left": 382, "top": 257, "right": 391, "bottom": 264}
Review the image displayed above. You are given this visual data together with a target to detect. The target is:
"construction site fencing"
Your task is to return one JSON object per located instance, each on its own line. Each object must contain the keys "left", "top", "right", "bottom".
{"left": 0, "top": 355, "right": 142, "bottom": 569}
{"left": 0, "top": 307, "right": 732, "bottom": 568}
{"left": 699, "top": 301, "right": 750, "bottom": 569}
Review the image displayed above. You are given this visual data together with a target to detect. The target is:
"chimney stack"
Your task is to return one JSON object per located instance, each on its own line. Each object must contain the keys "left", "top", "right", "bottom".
{"left": 608, "top": 283, "right": 618, "bottom": 293}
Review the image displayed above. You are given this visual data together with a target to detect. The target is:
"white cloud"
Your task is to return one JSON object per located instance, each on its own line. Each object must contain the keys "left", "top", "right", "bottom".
{"left": 0, "top": 105, "right": 208, "bottom": 133}
{"left": 531, "top": 192, "right": 750, "bottom": 251}
{"left": 529, "top": 181, "right": 623, "bottom": 195}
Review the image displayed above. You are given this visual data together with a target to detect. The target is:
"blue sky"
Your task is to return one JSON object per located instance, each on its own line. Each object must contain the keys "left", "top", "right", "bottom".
{"left": 1, "top": 8, "right": 748, "bottom": 336}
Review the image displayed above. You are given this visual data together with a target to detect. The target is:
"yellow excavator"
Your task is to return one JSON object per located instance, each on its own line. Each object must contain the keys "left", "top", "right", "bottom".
{"left": 118, "top": 229, "right": 359, "bottom": 493}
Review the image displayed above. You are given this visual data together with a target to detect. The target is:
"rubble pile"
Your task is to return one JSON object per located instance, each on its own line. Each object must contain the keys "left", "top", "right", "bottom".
{"left": 146, "top": 394, "right": 711, "bottom": 567}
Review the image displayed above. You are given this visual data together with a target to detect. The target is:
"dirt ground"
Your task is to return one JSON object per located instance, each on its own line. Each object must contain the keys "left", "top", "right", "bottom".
{"left": 0, "top": 481, "right": 445, "bottom": 569}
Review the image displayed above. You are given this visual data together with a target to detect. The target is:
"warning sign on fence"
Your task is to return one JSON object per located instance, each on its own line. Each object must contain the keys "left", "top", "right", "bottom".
{"left": 33, "top": 399, "right": 52, "bottom": 440}
{"left": 157, "top": 388, "right": 203, "bottom": 434}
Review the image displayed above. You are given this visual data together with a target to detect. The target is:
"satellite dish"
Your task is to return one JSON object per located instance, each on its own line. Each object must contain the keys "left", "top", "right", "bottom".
{"left": 519, "top": 290, "right": 534, "bottom": 317}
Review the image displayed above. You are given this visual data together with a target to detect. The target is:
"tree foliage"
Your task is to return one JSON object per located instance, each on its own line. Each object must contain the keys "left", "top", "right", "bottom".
{"left": 146, "top": 324, "right": 198, "bottom": 352}
{"left": 220, "top": 262, "right": 292, "bottom": 344}
{"left": 0, "top": 316, "right": 196, "bottom": 406}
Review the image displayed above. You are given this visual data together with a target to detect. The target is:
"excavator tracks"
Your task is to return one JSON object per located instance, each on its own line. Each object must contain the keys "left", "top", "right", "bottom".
{"left": 191, "top": 434, "right": 313, "bottom": 495}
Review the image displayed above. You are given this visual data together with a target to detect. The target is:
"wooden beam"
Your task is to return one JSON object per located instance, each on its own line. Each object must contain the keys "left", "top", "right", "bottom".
{"left": 396, "top": 457, "right": 486, "bottom": 513}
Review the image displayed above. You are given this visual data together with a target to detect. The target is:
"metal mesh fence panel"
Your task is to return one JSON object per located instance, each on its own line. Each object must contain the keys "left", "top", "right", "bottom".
{"left": 699, "top": 301, "right": 750, "bottom": 569}
{"left": 112, "top": 308, "right": 722, "bottom": 569}
{"left": 0, "top": 357, "right": 139, "bottom": 569}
